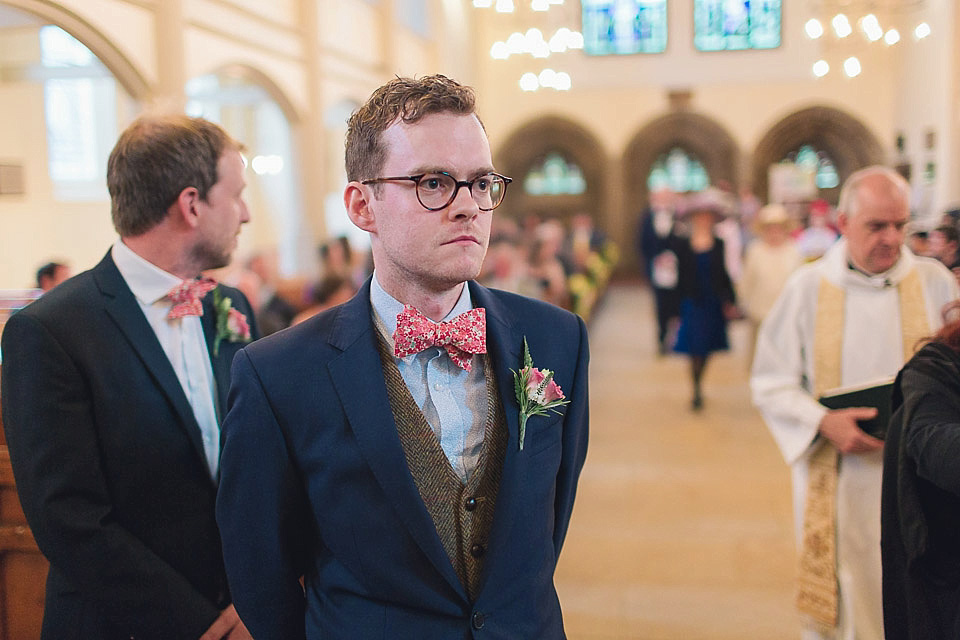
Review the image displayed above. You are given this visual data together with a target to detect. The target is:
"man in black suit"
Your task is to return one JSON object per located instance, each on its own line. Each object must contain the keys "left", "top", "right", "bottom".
{"left": 1, "top": 114, "right": 257, "bottom": 639}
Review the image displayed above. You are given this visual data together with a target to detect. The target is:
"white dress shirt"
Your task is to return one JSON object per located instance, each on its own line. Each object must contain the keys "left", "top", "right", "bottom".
{"left": 111, "top": 240, "right": 221, "bottom": 478}
{"left": 370, "top": 274, "right": 487, "bottom": 482}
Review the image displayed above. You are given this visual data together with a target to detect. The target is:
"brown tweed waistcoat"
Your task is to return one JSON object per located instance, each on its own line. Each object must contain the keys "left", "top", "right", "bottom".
{"left": 375, "top": 332, "right": 507, "bottom": 601}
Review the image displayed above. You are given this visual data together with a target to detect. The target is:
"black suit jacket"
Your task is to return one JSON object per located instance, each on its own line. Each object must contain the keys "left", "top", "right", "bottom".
{"left": 0, "top": 251, "right": 257, "bottom": 640}
{"left": 216, "top": 279, "right": 590, "bottom": 639}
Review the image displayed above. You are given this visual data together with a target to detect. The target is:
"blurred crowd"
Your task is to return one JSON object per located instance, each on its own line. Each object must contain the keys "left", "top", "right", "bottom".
{"left": 212, "top": 212, "right": 619, "bottom": 338}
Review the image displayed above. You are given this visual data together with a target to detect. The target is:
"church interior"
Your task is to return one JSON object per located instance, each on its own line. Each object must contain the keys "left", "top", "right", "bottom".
{"left": 0, "top": 0, "right": 958, "bottom": 637}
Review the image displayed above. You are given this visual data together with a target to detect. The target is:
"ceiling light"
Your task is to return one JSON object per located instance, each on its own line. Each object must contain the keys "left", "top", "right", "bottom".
{"left": 532, "top": 0, "right": 549, "bottom": 10}
{"left": 884, "top": 29, "right": 900, "bottom": 45}
{"left": 519, "top": 73, "right": 539, "bottom": 91}
{"left": 490, "top": 41, "right": 510, "bottom": 59}
{"left": 914, "top": 22, "right": 931, "bottom": 39}
{"left": 805, "top": 18, "right": 824, "bottom": 39}
{"left": 812, "top": 60, "right": 830, "bottom": 77}
{"left": 495, "top": 0, "right": 514, "bottom": 12}
{"left": 843, "top": 56, "right": 861, "bottom": 77}
{"left": 860, "top": 14, "right": 883, "bottom": 41}
{"left": 832, "top": 14, "right": 852, "bottom": 38}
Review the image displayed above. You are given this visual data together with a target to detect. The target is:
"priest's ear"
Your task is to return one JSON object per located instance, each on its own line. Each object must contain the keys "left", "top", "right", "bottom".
{"left": 345, "top": 182, "right": 377, "bottom": 233}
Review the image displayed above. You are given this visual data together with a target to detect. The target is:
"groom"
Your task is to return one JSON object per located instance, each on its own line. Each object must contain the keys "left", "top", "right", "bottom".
{"left": 216, "top": 75, "right": 590, "bottom": 639}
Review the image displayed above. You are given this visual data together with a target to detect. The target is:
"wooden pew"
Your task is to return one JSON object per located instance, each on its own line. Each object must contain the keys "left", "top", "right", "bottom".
{"left": 0, "top": 367, "right": 49, "bottom": 639}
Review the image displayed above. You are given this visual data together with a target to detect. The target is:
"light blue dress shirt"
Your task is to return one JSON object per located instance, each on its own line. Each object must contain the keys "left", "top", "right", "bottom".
{"left": 370, "top": 275, "right": 488, "bottom": 482}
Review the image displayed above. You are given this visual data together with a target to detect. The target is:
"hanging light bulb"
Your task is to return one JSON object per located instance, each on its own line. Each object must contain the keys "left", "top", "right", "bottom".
{"left": 531, "top": 0, "right": 549, "bottom": 10}
{"left": 812, "top": 60, "right": 830, "bottom": 77}
{"left": 495, "top": 0, "right": 514, "bottom": 12}
{"left": 519, "top": 73, "right": 539, "bottom": 91}
{"left": 832, "top": 13, "right": 852, "bottom": 38}
{"left": 473, "top": 0, "right": 493, "bottom": 6}
{"left": 843, "top": 56, "right": 861, "bottom": 77}
{"left": 884, "top": 29, "right": 900, "bottom": 45}
{"left": 860, "top": 14, "right": 883, "bottom": 42}
{"left": 914, "top": 22, "right": 931, "bottom": 39}
{"left": 805, "top": 18, "right": 824, "bottom": 39}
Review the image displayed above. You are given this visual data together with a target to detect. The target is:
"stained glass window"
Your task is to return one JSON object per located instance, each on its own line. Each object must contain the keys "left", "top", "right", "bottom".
{"left": 524, "top": 152, "right": 587, "bottom": 195}
{"left": 582, "top": 0, "right": 668, "bottom": 55}
{"left": 694, "top": 0, "right": 781, "bottom": 52}
{"left": 647, "top": 148, "right": 710, "bottom": 193}
{"left": 784, "top": 144, "right": 840, "bottom": 189}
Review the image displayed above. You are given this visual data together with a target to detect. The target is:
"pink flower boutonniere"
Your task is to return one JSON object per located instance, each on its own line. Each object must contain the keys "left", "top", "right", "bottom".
{"left": 511, "top": 337, "right": 569, "bottom": 450}
{"left": 212, "top": 288, "right": 251, "bottom": 356}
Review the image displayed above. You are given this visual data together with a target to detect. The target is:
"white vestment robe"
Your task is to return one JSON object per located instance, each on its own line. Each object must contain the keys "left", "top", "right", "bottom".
{"left": 751, "top": 239, "right": 958, "bottom": 640}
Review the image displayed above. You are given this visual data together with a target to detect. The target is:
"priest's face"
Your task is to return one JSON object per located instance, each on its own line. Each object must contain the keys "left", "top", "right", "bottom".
{"left": 838, "top": 174, "right": 909, "bottom": 275}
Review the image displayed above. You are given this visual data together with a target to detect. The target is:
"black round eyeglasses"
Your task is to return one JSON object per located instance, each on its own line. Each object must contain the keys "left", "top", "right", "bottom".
{"left": 361, "top": 171, "right": 512, "bottom": 211}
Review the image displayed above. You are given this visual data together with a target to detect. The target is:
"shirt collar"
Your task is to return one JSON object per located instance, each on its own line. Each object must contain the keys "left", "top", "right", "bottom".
{"left": 111, "top": 239, "right": 184, "bottom": 306}
{"left": 823, "top": 237, "right": 915, "bottom": 289}
{"left": 370, "top": 272, "right": 474, "bottom": 339}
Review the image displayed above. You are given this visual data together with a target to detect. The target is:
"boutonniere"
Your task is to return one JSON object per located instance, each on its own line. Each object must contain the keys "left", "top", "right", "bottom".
{"left": 511, "top": 337, "right": 569, "bottom": 450}
{"left": 212, "top": 288, "right": 251, "bottom": 356}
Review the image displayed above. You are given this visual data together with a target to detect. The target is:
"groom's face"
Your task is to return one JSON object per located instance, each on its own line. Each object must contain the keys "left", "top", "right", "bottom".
{"left": 365, "top": 112, "right": 495, "bottom": 294}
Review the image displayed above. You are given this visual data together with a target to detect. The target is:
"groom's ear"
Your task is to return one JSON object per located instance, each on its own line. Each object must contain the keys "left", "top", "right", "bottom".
{"left": 345, "top": 182, "right": 377, "bottom": 233}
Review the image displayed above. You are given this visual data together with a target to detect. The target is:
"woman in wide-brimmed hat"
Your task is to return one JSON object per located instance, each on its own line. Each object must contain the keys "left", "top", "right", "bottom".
{"left": 738, "top": 203, "right": 803, "bottom": 366}
{"left": 670, "top": 187, "right": 738, "bottom": 411}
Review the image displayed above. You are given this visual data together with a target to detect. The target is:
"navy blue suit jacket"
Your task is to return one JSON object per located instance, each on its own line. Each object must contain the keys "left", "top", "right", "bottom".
{"left": 1, "top": 251, "right": 257, "bottom": 640}
{"left": 216, "top": 279, "right": 590, "bottom": 639}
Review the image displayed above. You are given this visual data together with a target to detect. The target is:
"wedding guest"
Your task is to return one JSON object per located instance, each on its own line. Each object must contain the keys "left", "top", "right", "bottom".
{"left": 671, "top": 188, "right": 737, "bottom": 411}
{"left": 216, "top": 74, "right": 590, "bottom": 639}
{"left": 738, "top": 203, "right": 803, "bottom": 365}
{"left": 35, "top": 261, "right": 71, "bottom": 292}
{"left": 638, "top": 188, "right": 681, "bottom": 354}
{"left": 882, "top": 301, "right": 960, "bottom": 639}
{"left": 1, "top": 114, "right": 257, "bottom": 639}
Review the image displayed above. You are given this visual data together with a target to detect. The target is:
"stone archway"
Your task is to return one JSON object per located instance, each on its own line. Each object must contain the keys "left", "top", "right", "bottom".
{"left": 2, "top": 0, "right": 149, "bottom": 100}
{"left": 623, "top": 110, "right": 741, "bottom": 217}
{"left": 494, "top": 115, "right": 606, "bottom": 228}
{"left": 752, "top": 105, "right": 884, "bottom": 204}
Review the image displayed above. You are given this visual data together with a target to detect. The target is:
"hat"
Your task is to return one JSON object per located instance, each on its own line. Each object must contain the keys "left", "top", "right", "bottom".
{"left": 679, "top": 187, "right": 734, "bottom": 218}
{"left": 753, "top": 203, "right": 794, "bottom": 233}
{"left": 757, "top": 203, "right": 790, "bottom": 225}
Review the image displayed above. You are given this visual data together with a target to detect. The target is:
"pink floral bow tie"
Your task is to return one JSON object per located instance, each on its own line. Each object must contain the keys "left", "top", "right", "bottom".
{"left": 166, "top": 277, "right": 218, "bottom": 319}
{"left": 393, "top": 305, "right": 487, "bottom": 371}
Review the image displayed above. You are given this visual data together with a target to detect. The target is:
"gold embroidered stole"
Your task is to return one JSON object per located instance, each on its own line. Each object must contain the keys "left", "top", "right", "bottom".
{"left": 374, "top": 331, "right": 507, "bottom": 600}
{"left": 797, "top": 269, "right": 929, "bottom": 629}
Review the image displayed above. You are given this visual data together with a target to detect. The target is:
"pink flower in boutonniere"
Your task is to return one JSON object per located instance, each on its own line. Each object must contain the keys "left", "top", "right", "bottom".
{"left": 213, "top": 289, "right": 252, "bottom": 356}
{"left": 511, "top": 337, "right": 569, "bottom": 450}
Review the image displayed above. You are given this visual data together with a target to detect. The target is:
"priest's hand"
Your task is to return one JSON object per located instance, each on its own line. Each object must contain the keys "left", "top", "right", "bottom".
{"left": 818, "top": 408, "right": 884, "bottom": 454}
{"left": 198, "top": 605, "right": 253, "bottom": 640}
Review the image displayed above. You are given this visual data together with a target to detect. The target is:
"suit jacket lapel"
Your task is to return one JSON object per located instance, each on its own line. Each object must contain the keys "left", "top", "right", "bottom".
{"left": 326, "top": 281, "right": 467, "bottom": 598}
{"left": 93, "top": 253, "right": 212, "bottom": 475}
{"left": 200, "top": 293, "right": 232, "bottom": 415}
{"left": 468, "top": 282, "right": 524, "bottom": 594}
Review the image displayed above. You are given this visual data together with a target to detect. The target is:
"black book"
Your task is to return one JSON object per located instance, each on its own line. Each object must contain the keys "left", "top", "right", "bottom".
{"left": 819, "top": 377, "right": 895, "bottom": 440}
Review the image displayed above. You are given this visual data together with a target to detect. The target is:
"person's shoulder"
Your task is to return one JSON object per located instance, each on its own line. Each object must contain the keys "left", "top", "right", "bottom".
{"left": 15, "top": 267, "right": 98, "bottom": 322}
{"left": 912, "top": 253, "right": 955, "bottom": 280}
{"left": 242, "top": 299, "right": 354, "bottom": 362}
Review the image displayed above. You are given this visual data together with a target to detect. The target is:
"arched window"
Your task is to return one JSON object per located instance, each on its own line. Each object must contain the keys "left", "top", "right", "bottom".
{"left": 40, "top": 26, "right": 121, "bottom": 200}
{"left": 523, "top": 152, "right": 586, "bottom": 195}
{"left": 784, "top": 144, "right": 839, "bottom": 189}
{"left": 647, "top": 147, "right": 710, "bottom": 192}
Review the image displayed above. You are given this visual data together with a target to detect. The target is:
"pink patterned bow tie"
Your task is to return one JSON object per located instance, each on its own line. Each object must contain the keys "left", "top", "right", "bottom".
{"left": 166, "top": 277, "right": 218, "bottom": 319}
{"left": 393, "top": 305, "right": 487, "bottom": 371}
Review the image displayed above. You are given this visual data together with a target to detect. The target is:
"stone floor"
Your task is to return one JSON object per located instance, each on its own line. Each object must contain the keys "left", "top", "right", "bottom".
{"left": 554, "top": 283, "right": 803, "bottom": 639}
